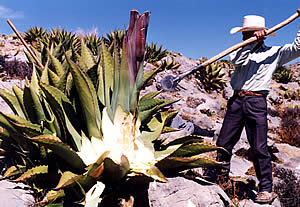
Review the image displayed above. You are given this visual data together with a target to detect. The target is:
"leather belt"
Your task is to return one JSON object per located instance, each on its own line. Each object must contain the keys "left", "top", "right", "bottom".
{"left": 236, "top": 90, "right": 264, "bottom": 97}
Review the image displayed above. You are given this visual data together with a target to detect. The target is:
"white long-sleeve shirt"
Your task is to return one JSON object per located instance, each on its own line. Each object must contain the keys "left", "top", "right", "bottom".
{"left": 230, "top": 26, "right": 300, "bottom": 92}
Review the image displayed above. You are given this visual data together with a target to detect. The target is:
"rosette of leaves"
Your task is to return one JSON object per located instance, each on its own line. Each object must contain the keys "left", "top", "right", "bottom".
{"left": 195, "top": 62, "right": 227, "bottom": 92}
{"left": 144, "top": 42, "right": 168, "bottom": 64}
{"left": 273, "top": 65, "right": 294, "bottom": 84}
{"left": 24, "top": 26, "right": 47, "bottom": 44}
{"left": 157, "top": 57, "right": 181, "bottom": 70}
{"left": 84, "top": 34, "right": 101, "bottom": 56}
{"left": 103, "top": 29, "right": 125, "bottom": 54}
{"left": 0, "top": 10, "right": 226, "bottom": 206}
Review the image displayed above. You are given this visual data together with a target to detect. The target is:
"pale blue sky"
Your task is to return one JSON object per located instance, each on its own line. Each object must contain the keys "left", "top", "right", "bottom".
{"left": 1, "top": 0, "right": 299, "bottom": 63}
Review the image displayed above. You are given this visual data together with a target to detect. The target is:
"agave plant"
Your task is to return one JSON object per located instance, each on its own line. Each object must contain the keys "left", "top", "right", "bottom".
{"left": 195, "top": 61, "right": 227, "bottom": 92}
{"left": 103, "top": 29, "right": 125, "bottom": 54}
{"left": 144, "top": 42, "right": 168, "bottom": 64}
{"left": 84, "top": 34, "right": 101, "bottom": 56}
{"left": 0, "top": 10, "right": 226, "bottom": 206}
{"left": 157, "top": 57, "right": 181, "bottom": 70}
{"left": 24, "top": 26, "right": 47, "bottom": 44}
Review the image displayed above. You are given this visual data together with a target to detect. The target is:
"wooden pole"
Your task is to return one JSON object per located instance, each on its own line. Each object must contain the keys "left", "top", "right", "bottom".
{"left": 7, "top": 19, "right": 44, "bottom": 69}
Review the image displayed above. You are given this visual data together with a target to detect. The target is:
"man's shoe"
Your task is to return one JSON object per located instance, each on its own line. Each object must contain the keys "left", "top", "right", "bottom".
{"left": 255, "top": 191, "right": 277, "bottom": 204}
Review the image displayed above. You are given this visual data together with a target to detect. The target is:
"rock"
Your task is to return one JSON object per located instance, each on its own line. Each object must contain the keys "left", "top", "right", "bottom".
{"left": 191, "top": 114, "right": 214, "bottom": 129}
{"left": 230, "top": 155, "right": 253, "bottom": 177}
{"left": 148, "top": 177, "right": 233, "bottom": 207}
{"left": 276, "top": 156, "right": 300, "bottom": 178}
{"left": 0, "top": 79, "right": 25, "bottom": 114}
{"left": 196, "top": 96, "right": 223, "bottom": 114}
{"left": 238, "top": 197, "right": 281, "bottom": 207}
{"left": 0, "top": 180, "right": 35, "bottom": 207}
{"left": 222, "top": 82, "right": 234, "bottom": 100}
{"left": 267, "top": 88, "right": 283, "bottom": 105}
{"left": 267, "top": 115, "right": 281, "bottom": 130}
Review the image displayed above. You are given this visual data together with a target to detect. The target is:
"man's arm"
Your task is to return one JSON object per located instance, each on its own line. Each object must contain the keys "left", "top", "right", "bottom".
{"left": 277, "top": 8, "right": 300, "bottom": 66}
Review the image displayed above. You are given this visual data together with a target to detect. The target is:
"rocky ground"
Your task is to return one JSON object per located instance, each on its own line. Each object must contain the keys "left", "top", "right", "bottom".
{"left": 0, "top": 35, "right": 300, "bottom": 206}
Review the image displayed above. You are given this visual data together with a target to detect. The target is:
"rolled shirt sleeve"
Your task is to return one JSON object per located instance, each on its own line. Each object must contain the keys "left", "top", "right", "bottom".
{"left": 230, "top": 25, "right": 300, "bottom": 92}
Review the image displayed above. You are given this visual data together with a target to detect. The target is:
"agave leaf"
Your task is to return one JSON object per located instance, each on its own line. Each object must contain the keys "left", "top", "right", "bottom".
{"left": 156, "top": 155, "right": 224, "bottom": 172}
{"left": 29, "top": 134, "right": 86, "bottom": 170}
{"left": 118, "top": 40, "right": 131, "bottom": 113}
{"left": 110, "top": 39, "right": 121, "bottom": 115}
{"left": 138, "top": 98, "right": 165, "bottom": 112}
{"left": 50, "top": 53, "right": 65, "bottom": 77}
{"left": 154, "top": 143, "right": 182, "bottom": 160}
{"left": 66, "top": 53, "right": 101, "bottom": 138}
{"left": 40, "top": 83, "right": 81, "bottom": 150}
{"left": 102, "top": 155, "right": 130, "bottom": 182}
{"left": 0, "top": 112, "right": 45, "bottom": 137}
{"left": 48, "top": 69, "right": 61, "bottom": 88}
{"left": 0, "top": 88, "right": 25, "bottom": 118}
{"left": 100, "top": 41, "right": 114, "bottom": 114}
{"left": 141, "top": 68, "right": 160, "bottom": 89}
{"left": 161, "top": 126, "right": 179, "bottom": 134}
{"left": 55, "top": 171, "right": 94, "bottom": 189}
{"left": 15, "top": 165, "right": 48, "bottom": 182}
{"left": 40, "top": 189, "right": 65, "bottom": 206}
{"left": 169, "top": 142, "right": 224, "bottom": 157}
{"left": 40, "top": 65, "right": 50, "bottom": 85}
{"left": 131, "top": 164, "right": 167, "bottom": 183}
{"left": 23, "top": 69, "right": 46, "bottom": 124}
{"left": 3, "top": 165, "right": 26, "bottom": 178}
{"left": 79, "top": 39, "right": 96, "bottom": 71}
{"left": 138, "top": 111, "right": 175, "bottom": 152}
{"left": 97, "top": 63, "right": 105, "bottom": 106}
{"left": 56, "top": 69, "right": 70, "bottom": 92}
{"left": 86, "top": 151, "right": 110, "bottom": 179}
{"left": 12, "top": 85, "right": 27, "bottom": 118}
{"left": 159, "top": 134, "right": 204, "bottom": 148}
{"left": 139, "top": 91, "right": 161, "bottom": 101}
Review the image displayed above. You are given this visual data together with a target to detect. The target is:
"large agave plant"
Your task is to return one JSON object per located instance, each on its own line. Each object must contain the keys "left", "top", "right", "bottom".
{"left": 0, "top": 10, "right": 226, "bottom": 206}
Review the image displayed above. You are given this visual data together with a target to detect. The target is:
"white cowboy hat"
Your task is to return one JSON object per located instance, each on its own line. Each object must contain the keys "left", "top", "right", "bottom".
{"left": 230, "top": 15, "right": 275, "bottom": 36}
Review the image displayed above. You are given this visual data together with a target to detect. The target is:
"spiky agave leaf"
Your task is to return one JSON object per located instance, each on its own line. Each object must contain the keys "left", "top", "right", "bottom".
{"left": 55, "top": 171, "right": 94, "bottom": 189}
{"left": 15, "top": 165, "right": 48, "bottom": 182}
{"left": 28, "top": 134, "right": 86, "bottom": 170}
{"left": 66, "top": 53, "right": 102, "bottom": 138}
{"left": 156, "top": 155, "right": 224, "bottom": 172}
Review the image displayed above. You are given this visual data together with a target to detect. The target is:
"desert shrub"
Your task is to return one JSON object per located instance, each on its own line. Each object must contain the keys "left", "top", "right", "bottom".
{"left": 274, "top": 167, "right": 300, "bottom": 207}
{"left": 273, "top": 65, "right": 294, "bottom": 84}
{"left": 278, "top": 105, "right": 300, "bottom": 147}
{"left": 2, "top": 58, "right": 32, "bottom": 80}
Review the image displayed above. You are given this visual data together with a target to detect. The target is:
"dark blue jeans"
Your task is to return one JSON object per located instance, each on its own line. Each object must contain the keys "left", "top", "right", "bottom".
{"left": 216, "top": 94, "right": 272, "bottom": 192}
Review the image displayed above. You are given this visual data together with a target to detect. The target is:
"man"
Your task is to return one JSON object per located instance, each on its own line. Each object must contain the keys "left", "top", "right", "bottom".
{"left": 216, "top": 9, "right": 300, "bottom": 204}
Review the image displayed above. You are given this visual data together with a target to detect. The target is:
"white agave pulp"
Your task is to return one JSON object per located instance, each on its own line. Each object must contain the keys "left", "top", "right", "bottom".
{"left": 77, "top": 105, "right": 156, "bottom": 171}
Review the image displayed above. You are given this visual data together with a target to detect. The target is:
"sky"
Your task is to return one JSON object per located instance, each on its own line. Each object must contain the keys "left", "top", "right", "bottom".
{"left": 1, "top": 0, "right": 299, "bottom": 64}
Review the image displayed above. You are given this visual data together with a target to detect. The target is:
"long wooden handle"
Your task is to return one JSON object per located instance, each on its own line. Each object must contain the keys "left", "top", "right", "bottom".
{"left": 7, "top": 19, "right": 44, "bottom": 69}
{"left": 201, "top": 11, "right": 300, "bottom": 67}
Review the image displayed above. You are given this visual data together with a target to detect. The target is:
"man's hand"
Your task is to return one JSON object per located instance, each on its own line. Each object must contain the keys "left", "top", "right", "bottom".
{"left": 254, "top": 29, "right": 267, "bottom": 41}
{"left": 297, "top": 8, "right": 300, "bottom": 15}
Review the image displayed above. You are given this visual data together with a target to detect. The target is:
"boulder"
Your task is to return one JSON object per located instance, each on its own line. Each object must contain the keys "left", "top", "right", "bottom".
{"left": 148, "top": 177, "right": 233, "bottom": 207}
{"left": 0, "top": 180, "right": 35, "bottom": 207}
